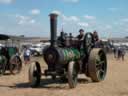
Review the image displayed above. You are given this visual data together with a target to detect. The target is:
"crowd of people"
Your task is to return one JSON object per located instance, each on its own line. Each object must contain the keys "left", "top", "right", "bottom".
{"left": 113, "top": 46, "right": 126, "bottom": 60}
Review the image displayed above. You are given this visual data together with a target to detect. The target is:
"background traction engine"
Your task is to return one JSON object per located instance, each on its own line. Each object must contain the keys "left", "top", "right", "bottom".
{"left": 0, "top": 35, "right": 22, "bottom": 75}
{"left": 28, "top": 13, "right": 107, "bottom": 88}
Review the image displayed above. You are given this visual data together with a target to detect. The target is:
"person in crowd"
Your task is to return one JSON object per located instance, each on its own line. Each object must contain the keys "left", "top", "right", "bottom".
{"left": 23, "top": 47, "right": 31, "bottom": 65}
{"left": 113, "top": 47, "right": 117, "bottom": 58}
{"left": 117, "top": 47, "right": 121, "bottom": 59}
{"left": 120, "top": 47, "right": 125, "bottom": 60}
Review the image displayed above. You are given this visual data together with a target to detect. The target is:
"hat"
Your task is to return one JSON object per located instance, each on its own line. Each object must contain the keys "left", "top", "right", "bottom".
{"left": 79, "top": 29, "right": 84, "bottom": 32}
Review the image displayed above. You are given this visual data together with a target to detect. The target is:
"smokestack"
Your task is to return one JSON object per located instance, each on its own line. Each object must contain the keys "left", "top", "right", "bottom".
{"left": 49, "top": 13, "right": 58, "bottom": 47}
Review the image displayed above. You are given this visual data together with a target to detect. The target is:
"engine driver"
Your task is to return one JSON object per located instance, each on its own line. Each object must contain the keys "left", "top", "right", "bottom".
{"left": 77, "top": 29, "right": 85, "bottom": 40}
{"left": 93, "top": 30, "right": 99, "bottom": 42}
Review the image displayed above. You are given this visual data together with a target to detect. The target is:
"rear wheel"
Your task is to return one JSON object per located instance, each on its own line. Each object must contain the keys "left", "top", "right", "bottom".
{"left": 67, "top": 61, "right": 78, "bottom": 88}
{"left": 9, "top": 55, "right": 22, "bottom": 74}
{"left": 88, "top": 48, "right": 107, "bottom": 82}
{"left": 29, "top": 61, "right": 41, "bottom": 87}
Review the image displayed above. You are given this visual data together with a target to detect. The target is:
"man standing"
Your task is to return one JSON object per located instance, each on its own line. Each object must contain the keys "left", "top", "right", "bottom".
{"left": 93, "top": 30, "right": 99, "bottom": 42}
{"left": 93, "top": 30, "right": 100, "bottom": 48}
{"left": 77, "top": 29, "right": 85, "bottom": 40}
{"left": 120, "top": 47, "right": 125, "bottom": 60}
{"left": 76, "top": 29, "right": 85, "bottom": 49}
{"left": 113, "top": 47, "right": 117, "bottom": 58}
{"left": 23, "top": 47, "right": 31, "bottom": 65}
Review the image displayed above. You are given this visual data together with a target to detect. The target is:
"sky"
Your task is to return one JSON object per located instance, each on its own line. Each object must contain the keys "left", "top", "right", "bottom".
{"left": 0, "top": 0, "right": 128, "bottom": 38}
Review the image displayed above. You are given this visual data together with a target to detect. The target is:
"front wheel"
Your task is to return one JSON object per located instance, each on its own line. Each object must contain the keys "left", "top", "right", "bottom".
{"left": 29, "top": 61, "right": 41, "bottom": 87}
{"left": 67, "top": 61, "right": 78, "bottom": 88}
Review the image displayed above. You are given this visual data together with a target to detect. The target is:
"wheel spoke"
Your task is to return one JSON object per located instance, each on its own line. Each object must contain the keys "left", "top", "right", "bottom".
{"left": 72, "top": 66, "right": 77, "bottom": 80}
{"left": 10, "top": 56, "right": 22, "bottom": 74}
{"left": 96, "top": 53, "right": 105, "bottom": 70}
{"left": 96, "top": 53, "right": 106, "bottom": 79}
{"left": 96, "top": 61, "right": 105, "bottom": 66}
{"left": 99, "top": 69, "right": 105, "bottom": 74}
{"left": 97, "top": 69, "right": 104, "bottom": 77}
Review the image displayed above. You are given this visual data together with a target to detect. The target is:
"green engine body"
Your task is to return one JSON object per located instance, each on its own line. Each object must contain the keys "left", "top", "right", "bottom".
{"left": 44, "top": 47, "right": 81, "bottom": 65}
{"left": 0, "top": 47, "right": 17, "bottom": 65}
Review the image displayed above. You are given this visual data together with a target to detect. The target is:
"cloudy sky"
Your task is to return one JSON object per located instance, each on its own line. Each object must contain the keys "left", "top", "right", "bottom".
{"left": 0, "top": 0, "right": 128, "bottom": 38}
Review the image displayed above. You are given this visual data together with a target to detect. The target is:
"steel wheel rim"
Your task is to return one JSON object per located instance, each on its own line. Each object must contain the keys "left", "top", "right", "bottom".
{"left": 29, "top": 62, "right": 41, "bottom": 87}
{"left": 95, "top": 51, "right": 107, "bottom": 80}
{"left": 10, "top": 56, "right": 22, "bottom": 74}
{"left": 68, "top": 61, "right": 78, "bottom": 88}
{"left": 72, "top": 63, "right": 78, "bottom": 84}
{"left": 31, "top": 66, "right": 38, "bottom": 85}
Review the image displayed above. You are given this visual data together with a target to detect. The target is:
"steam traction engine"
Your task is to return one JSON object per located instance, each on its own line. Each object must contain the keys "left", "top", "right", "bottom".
{"left": 28, "top": 13, "right": 107, "bottom": 88}
{"left": 0, "top": 34, "right": 22, "bottom": 75}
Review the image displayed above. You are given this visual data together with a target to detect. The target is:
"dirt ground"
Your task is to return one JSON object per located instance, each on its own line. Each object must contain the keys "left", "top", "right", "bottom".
{"left": 0, "top": 53, "right": 128, "bottom": 96}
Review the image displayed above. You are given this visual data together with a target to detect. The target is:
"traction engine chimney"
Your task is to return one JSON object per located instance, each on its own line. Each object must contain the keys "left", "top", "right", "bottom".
{"left": 49, "top": 13, "right": 58, "bottom": 47}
